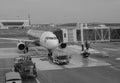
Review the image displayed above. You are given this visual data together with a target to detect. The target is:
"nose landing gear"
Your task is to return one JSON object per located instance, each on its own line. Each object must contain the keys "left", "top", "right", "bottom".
{"left": 48, "top": 50, "right": 53, "bottom": 62}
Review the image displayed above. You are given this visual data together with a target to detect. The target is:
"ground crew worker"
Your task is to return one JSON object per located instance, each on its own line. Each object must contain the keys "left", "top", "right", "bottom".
{"left": 81, "top": 42, "right": 84, "bottom": 51}
{"left": 26, "top": 47, "right": 29, "bottom": 52}
{"left": 26, "top": 56, "right": 31, "bottom": 61}
{"left": 48, "top": 52, "right": 53, "bottom": 62}
{"left": 85, "top": 40, "right": 90, "bottom": 51}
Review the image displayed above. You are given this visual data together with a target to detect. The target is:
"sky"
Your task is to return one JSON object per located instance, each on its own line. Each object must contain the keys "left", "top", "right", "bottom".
{"left": 0, "top": 0, "right": 120, "bottom": 24}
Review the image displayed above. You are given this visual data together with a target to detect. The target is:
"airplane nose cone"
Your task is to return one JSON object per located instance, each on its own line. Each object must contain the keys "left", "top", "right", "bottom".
{"left": 47, "top": 39, "right": 59, "bottom": 49}
{"left": 52, "top": 40, "right": 59, "bottom": 47}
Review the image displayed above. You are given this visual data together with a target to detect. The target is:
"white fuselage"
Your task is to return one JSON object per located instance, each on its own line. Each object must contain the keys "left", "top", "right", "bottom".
{"left": 27, "top": 29, "right": 59, "bottom": 49}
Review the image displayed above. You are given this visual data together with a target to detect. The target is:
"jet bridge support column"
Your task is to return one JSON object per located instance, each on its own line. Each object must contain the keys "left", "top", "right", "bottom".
{"left": 81, "top": 23, "right": 84, "bottom": 51}
{"left": 77, "top": 23, "right": 84, "bottom": 51}
{"left": 80, "top": 23, "right": 84, "bottom": 44}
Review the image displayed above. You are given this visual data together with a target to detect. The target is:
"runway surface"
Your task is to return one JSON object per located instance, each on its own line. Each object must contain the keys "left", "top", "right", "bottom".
{"left": 0, "top": 42, "right": 120, "bottom": 83}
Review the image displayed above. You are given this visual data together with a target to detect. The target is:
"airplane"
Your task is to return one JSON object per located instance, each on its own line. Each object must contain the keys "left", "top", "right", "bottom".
{"left": 0, "top": 29, "right": 67, "bottom": 57}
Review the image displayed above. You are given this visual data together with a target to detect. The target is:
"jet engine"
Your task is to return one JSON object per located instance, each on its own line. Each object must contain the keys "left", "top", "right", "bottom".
{"left": 17, "top": 42, "right": 26, "bottom": 50}
{"left": 59, "top": 43, "right": 67, "bottom": 48}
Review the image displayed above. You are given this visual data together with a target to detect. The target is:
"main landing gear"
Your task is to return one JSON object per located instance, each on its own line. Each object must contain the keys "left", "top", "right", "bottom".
{"left": 23, "top": 42, "right": 29, "bottom": 53}
{"left": 23, "top": 47, "right": 29, "bottom": 53}
{"left": 48, "top": 50, "right": 53, "bottom": 62}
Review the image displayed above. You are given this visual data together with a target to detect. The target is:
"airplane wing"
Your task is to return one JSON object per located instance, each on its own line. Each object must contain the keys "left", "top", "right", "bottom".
{"left": 0, "top": 38, "right": 35, "bottom": 42}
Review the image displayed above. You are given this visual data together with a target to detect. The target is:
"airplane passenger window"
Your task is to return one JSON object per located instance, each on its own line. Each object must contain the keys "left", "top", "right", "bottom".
{"left": 46, "top": 37, "right": 57, "bottom": 39}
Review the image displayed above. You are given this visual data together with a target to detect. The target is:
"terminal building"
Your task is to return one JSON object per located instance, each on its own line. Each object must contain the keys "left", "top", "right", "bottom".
{"left": 0, "top": 20, "right": 30, "bottom": 29}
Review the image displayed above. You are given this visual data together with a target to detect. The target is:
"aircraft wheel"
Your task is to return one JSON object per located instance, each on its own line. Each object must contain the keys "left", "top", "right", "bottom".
{"left": 83, "top": 53, "right": 89, "bottom": 58}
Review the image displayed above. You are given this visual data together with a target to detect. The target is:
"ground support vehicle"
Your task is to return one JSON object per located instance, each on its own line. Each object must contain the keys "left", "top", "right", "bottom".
{"left": 14, "top": 56, "right": 37, "bottom": 78}
{"left": 52, "top": 50, "right": 71, "bottom": 65}
{"left": 5, "top": 72, "right": 22, "bottom": 83}
{"left": 81, "top": 50, "right": 90, "bottom": 58}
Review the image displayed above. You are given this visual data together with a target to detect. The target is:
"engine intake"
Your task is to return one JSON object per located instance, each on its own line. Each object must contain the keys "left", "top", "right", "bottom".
{"left": 59, "top": 43, "right": 67, "bottom": 48}
{"left": 17, "top": 42, "right": 25, "bottom": 50}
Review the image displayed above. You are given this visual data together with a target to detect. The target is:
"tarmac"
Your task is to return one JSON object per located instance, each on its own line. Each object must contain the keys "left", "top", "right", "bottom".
{"left": 0, "top": 42, "right": 120, "bottom": 83}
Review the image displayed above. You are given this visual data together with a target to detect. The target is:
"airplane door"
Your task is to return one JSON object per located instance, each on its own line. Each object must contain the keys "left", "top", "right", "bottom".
{"left": 62, "top": 29, "right": 68, "bottom": 43}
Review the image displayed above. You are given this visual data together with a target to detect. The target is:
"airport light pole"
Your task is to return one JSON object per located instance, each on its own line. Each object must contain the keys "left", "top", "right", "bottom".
{"left": 28, "top": 13, "right": 31, "bottom": 25}
{"left": 80, "top": 23, "right": 84, "bottom": 44}
{"left": 78, "top": 22, "right": 84, "bottom": 51}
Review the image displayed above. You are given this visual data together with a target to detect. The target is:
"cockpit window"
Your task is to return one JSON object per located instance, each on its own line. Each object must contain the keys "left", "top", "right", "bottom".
{"left": 46, "top": 37, "right": 57, "bottom": 39}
